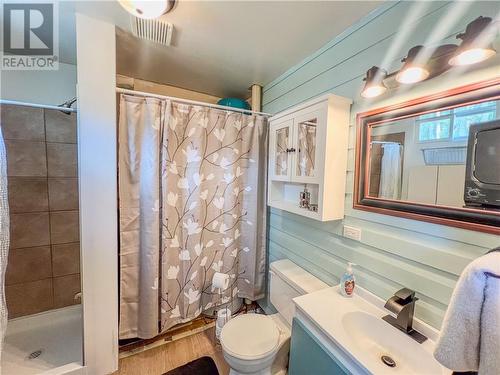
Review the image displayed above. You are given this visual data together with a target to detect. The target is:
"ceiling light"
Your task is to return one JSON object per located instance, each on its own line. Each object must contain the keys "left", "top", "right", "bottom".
{"left": 361, "top": 66, "right": 387, "bottom": 98}
{"left": 449, "top": 16, "right": 496, "bottom": 66}
{"left": 118, "top": 0, "right": 176, "bottom": 19}
{"left": 396, "top": 46, "right": 430, "bottom": 84}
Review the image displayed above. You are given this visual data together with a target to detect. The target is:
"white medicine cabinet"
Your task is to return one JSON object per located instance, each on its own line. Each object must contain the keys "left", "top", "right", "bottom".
{"left": 268, "top": 94, "right": 352, "bottom": 221}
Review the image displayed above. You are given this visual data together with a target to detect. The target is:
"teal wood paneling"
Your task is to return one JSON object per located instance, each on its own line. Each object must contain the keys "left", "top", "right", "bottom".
{"left": 263, "top": 1, "right": 500, "bottom": 114}
{"left": 263, "top": 1, "right": 500, "bottom": 328}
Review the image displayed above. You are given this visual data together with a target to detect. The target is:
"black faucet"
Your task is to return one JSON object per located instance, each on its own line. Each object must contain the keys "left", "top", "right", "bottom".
{"left": 382, "top": 288, "right": 427, "bottom": 343}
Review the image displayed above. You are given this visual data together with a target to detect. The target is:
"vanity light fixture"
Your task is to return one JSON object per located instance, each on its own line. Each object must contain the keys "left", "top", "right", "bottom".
{"left": 449, "top": 16, "right": 497, "bottom": 66}
{"left": 118, "top": 0, "right": 176, "bottom": 19}
{"left": 361, "top": 66, "right": 388, "bottom": 98}
{"left": 359, "top": 15, "right": 498, "bottom": 98}
{"left": 396, "top": 46, "right": 430, "bottom": 84}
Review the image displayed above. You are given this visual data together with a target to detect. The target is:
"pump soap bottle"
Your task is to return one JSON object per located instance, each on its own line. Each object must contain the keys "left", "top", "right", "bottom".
{"left": 340, "top": 262, "right": 356, "bottom": 297}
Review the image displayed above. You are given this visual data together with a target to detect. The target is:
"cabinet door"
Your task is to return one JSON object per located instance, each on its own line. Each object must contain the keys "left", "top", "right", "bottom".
{"left": 291, "top": 109, "right": 324, "bottom": 184}
{"left": 407, "top": 166, "right": 438, "bottom": 204}
{"left": 289, "top": 318, "right": 349, "bottom": 375}
{"left": 436, "top": 165, "right": 466, "bottom": 207}
{"left": 269, "top": 119, "right": 293, "bottom": 181}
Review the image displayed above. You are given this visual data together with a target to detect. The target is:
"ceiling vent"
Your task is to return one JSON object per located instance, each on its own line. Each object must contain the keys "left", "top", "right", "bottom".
{"left": 130, "top": 16, "right": 174, "bottom": 47}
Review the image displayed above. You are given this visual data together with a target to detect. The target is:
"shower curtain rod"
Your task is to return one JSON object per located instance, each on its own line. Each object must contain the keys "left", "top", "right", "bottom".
{"left": 116, "top": 88, "right": 272, "bottom": 117}
{"left": 0, "top": 99, "right": 77, "bottom": 113}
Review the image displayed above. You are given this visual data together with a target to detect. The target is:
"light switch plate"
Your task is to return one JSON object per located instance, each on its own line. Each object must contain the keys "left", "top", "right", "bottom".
{"left": 343, "top": 225, "right": 361, "bottom": 241}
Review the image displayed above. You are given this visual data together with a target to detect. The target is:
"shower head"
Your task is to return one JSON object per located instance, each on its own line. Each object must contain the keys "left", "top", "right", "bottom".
{"left": 58, "top": 97, "right": 77, "bottom": 115}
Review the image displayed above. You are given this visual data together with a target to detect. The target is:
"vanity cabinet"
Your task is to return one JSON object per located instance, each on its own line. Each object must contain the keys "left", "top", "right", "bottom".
{"left": 268, "top": 94, "right": 352, "bottom": 221}
{"left": 289, "top": 318, "right": 349, "bottom": 375}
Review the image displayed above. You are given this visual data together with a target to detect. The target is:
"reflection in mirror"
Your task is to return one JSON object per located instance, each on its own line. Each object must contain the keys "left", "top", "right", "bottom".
{"left": 275, "top": 127, "right": 289, "bottom": 176}
{"left": 367, "top": 99, "right": 499, "bottom": 209}
{"left": 297, "top": 119, "right": 317, "bottom": 177}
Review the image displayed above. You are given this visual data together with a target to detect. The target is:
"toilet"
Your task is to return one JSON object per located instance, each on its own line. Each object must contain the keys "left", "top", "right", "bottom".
{"left": 220, "top": 259, "right": 328, "bottom": 375}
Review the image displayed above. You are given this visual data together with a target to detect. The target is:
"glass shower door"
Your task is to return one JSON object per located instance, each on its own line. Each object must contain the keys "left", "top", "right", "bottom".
{"left": 0, "top": 103, "right": 83, "bottom": 374}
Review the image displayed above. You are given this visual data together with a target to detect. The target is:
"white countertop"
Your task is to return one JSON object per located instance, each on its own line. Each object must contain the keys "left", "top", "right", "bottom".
{"left": 293, "top": 286, "right": 450, "bottom": 375}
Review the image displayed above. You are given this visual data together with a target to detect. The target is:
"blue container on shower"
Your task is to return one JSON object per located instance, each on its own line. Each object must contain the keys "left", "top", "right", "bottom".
{"left": 218, "top": 98, "right": 251, "bottom": 110}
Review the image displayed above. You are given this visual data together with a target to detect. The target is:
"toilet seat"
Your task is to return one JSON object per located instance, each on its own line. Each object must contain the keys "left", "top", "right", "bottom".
{"left": 220, "top": 314, "right": 280, "bottom": 361}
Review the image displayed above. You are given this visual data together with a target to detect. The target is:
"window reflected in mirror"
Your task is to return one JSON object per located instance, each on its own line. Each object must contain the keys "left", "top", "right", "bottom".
{"left": 367, "top": 99, "right": 499, "bottom": 209}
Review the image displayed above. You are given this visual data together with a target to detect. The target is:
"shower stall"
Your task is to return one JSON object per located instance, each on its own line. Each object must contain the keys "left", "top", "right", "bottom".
{"left": 0, "top": 100, "right": 84, "bottom": 375}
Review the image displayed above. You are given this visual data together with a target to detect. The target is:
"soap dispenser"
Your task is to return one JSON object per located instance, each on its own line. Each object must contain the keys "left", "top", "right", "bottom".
{"left": 340, "top": 262, "right": 356, "bottom": 297}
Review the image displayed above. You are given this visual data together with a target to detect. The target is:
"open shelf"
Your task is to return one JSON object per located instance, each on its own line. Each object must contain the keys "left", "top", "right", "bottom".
{"left": 269, "top": 181, "right": 321, "bottom": 219}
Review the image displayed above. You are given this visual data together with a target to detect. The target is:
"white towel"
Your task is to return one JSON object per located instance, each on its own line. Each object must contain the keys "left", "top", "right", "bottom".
{"left": 434, "top": 251, "right": 500, "bottom": 374}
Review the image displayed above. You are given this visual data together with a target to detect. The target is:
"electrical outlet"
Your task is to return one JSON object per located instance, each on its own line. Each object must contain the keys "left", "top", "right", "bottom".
{"left": 343, "top": 225, "right": 361, "bottom": 241}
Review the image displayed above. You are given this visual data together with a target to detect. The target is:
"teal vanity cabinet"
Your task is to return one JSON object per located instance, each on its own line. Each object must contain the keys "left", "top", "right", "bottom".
{"left": 289, "top": 318, "right": 350, "bottom": 375}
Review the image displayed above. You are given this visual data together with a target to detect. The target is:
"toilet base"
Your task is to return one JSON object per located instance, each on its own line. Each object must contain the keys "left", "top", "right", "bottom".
{"left": 225, "top": 341, "right": 289, "bottom": 375}
{"left": 223, "top": 350, "right": 275, "bottom": 375}
{"left": 223, "top": 314, "right": 291, "bottom": 375}
{"left": 229, "top": 367, "right": 272, "bottom": 375}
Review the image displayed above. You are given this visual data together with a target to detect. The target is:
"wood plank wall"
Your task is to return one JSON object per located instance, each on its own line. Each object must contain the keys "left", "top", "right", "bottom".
{"left": 262, "top": 0, "right": 500, "bottom": 328}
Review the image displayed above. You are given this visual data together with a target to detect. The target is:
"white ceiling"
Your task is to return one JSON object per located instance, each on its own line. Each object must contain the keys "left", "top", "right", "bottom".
{"left": 60, "top": 1, "right": 382, "bottom": 98}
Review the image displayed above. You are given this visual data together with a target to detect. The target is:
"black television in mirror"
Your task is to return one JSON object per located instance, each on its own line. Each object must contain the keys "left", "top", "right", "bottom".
{"left": 464, "top": 119, "right": 500, "bottom": 209}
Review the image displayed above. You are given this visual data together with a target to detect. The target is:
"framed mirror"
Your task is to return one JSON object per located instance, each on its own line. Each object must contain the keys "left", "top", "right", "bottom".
{"left": 354, "top": 78, "right": 500, "bottom": 234}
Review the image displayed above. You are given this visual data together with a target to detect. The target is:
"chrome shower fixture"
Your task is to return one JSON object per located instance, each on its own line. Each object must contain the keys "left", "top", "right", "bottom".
{"left": 58, "top": 97, "right": 77, "bottom": 115}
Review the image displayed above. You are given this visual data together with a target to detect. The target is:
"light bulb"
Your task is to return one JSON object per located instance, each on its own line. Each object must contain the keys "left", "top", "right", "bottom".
{"left": 396, "top": 66, "right": 430, "bottom": 84}
{"left": 361, "top": 85, "right": 387, "bottom": 98}
{"left": 361, "top": 66, "right": 387, "bottom": 98}
{"left": 449, "top": 47, "right": 496, "bottom": 66}
{"left": 449, "top": 17, "right": 497, "bottom": 66}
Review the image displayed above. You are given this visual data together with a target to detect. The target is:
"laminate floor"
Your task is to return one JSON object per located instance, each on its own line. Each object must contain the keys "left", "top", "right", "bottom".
{"left": 113, "top": 328, "right": 229, "bottom": 375}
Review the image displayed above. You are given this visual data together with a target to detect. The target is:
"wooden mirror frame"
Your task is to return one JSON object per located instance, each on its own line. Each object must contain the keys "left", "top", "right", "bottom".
{"left": 354, "top": 78, "right": 500, "bottom": 235}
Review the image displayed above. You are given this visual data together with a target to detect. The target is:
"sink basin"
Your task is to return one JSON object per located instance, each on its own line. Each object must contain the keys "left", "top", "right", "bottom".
{"left": 293, "top": 286, "right": 450, "bottom": 374}
{"left": 342, "top": 311, "right": 443, "bottom": 374}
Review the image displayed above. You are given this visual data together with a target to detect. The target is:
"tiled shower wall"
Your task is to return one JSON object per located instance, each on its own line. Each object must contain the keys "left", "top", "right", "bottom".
{"left": 1, "top": 104, "right": 81, "bottom": 318}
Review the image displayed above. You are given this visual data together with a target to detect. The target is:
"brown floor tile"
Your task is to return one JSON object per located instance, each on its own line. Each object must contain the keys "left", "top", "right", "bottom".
{"left": 10, "top": 212, "right": 50, "bottom": 249}
{"left": 45, "top": 110, "right": 77, "bottom": 143}
{"left": 52, "top": 242, "right": 80, "bottom": 277}
{"left": 5, "top": 140, "right": 47, "bottom": 177}
{"left": 8, "top": 177, "right": 49, "bottom": 213}
{"left": 49, "top": 210, "right": 80, "bottom": 244}
{"left": 47, "top": 143, "right": 77, "bottom": 177}
{"left": 6, "top": 246, "right": 52, "bottom": 285}
{"left": 48, "top": 177, "right": 79, "bottom": 211}
{"left": 6, "top": 278, "right": 54, "bottom": 318}
{"left": 114, "top": 328, "right": 229, "bottom": 375}
{"left": 53, "top": 273, "right": 81, "bottom": 308}
{"left": 1, "top": 105, "right": 44, "bottom": 141}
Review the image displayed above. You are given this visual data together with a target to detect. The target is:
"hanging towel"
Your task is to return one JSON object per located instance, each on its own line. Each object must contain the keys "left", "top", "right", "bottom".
{"left": 434, "top": 250, "right": 500, "bottom": 375}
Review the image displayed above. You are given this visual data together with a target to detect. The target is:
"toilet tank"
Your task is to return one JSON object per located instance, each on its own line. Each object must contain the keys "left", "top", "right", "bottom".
{"left": 270, "top": 259, "right": 328, "bottom": 326}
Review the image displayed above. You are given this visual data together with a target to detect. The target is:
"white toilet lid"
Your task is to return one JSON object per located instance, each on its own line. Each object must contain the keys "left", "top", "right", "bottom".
{"left": 220, "top": 314, "right": 280, "bottom": 360}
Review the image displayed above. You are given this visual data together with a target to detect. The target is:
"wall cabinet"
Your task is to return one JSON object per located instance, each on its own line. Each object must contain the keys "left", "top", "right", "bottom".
{"left": 268, "top": 94, "right": 352, "bottom": 221}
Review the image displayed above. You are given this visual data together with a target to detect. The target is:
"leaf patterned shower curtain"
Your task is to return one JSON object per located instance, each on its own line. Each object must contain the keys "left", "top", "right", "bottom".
{"left": 118, "top": 95, "right": 268, "bottom": 339}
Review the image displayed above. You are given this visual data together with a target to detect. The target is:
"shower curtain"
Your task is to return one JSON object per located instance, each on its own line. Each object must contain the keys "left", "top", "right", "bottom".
{"left": 0, "top": 126, "right": 9, "bottom": 360}
{"left": 379, "top": 143, "right": 403, "bottom": 200}
{"left": 118, "top": 95, "right": 268, "bottom": 339}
